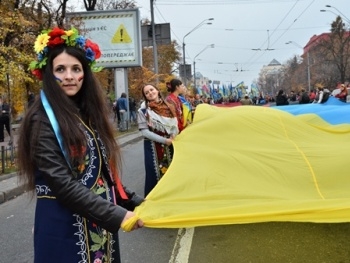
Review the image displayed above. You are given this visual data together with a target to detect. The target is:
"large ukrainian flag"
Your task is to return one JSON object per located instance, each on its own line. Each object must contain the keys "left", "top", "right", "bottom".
{"left": 125, "top": 97, "right": 350, "bottom": 230}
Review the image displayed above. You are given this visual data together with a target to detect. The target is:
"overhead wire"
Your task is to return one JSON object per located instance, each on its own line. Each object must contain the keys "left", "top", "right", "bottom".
{"left": 243, "top": 0, "right": 301, "bottom": 73}
{"left": 238, "top": 0, "right": 316, "bottom": 77}
{"left": 150, "top": 0, "right": 319, "bottom": 83}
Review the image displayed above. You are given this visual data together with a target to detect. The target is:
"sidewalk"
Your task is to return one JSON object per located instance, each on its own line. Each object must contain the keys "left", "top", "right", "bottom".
{"left": 0, "top": 130, "right": 142, "bottom": 204}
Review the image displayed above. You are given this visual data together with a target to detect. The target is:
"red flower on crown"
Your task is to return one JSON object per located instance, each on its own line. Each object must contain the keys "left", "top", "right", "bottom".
{"left": 47, "top": 27, "right": 65, "bottom": 47}
{"left": 30, "top": 27, "right": 103, "bottom": 80}
{"left": 32, "top": 69, "right": 43, "bottom": 80}
{"left": 86, "top": 39, "right": 101, "bottom": 59}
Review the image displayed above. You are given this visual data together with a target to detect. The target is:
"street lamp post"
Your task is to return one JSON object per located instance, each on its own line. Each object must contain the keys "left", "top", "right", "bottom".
{"left": 286, "top": 41, "right": 311, "bottom": 92}
{"left": 150, "top": 0, "right": 158, "bottom": 76}
{"left": 320, "top": 9, "right": 350, "bottom": 24}
{"left": 182, "top": 18, "right": 214, "bottom": 86}
{"left": 193, "top": 44, "right": 215, "bottom": 89}
{"left": 324, "top": 5, "right": 350, "bottom": 24}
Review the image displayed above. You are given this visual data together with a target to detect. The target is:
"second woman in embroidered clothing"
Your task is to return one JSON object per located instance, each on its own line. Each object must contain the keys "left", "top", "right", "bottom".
{"left": 18, "top": 27, "right": 144, "bottom": 263}
{"left": 165, "top": 78, "right": 187, "bottom": 132}
{"left": 137, "top": 84, "right": 179, "bottom": 196}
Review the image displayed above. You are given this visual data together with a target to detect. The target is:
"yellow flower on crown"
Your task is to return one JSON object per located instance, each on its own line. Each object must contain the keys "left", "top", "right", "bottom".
{"left": 34, "top": 33, "right": 50, "bottom": 53}
{"left": 65, "top": 30, "right": 74, "bottom": 37}
{"left": 30, "top": 26, "right": 103, "bottom": 81}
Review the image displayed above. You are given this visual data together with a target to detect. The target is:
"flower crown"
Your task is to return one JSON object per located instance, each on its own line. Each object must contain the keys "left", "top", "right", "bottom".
{"left": 29, "top": 27, "right": 103, "bottom": 80}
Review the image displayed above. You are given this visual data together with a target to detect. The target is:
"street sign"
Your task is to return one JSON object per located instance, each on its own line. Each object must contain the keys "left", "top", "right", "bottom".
{"left": 141, "top": 23, "right": 171, "bottom": 47}
{"left": 66, "top": 9, "right": 142, "bottom": 68}
{"left": 179, "top": 64, "right": 192, "bottom": 78}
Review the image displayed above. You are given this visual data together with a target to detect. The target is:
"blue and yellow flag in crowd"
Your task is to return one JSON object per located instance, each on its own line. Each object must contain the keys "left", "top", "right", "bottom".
{"left": 123, "top": 97, "right": 350, "bottom": 231}
{"left": 179, "top": 95, "right": 192, "bottom": 127}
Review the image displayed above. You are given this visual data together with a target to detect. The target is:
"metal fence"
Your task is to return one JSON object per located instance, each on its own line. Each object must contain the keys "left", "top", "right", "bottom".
{"left": 0, "top": 144, "right": 17, "bottom": 174}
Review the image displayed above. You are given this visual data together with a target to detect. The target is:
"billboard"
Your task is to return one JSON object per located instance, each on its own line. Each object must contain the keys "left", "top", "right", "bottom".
{"left": 66, "top": 9, "right": 142, "bottom": 68}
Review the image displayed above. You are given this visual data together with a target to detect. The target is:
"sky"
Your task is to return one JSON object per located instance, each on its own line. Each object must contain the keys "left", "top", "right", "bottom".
{"left": 131, "top": 0, "right": 349, "bottom": 87}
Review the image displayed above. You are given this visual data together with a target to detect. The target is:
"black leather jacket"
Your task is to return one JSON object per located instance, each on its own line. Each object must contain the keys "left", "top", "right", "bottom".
{"left": 32, "top": 109, "right": 143, "bottom": 233}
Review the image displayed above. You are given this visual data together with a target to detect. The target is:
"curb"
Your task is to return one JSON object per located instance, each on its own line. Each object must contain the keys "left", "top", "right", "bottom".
{"left": 0, "top": 174, "right": 25, "bottom": 204}
{"left": 0, "top": 179, "right": 25, "bottom": 204}
{"left": 118, "top": 133, "right": 143, "bottom": 148}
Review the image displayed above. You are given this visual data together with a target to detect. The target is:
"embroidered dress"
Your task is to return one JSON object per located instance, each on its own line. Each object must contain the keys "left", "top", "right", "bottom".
{"left": 34, "top": 120, "right": 118, "bottom": 263}
{"left": 138, "top": 101, "right": 178, "bottom": 196}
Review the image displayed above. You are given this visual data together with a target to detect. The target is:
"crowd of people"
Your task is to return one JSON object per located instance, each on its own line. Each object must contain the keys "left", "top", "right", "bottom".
{"left": 241, "top": 81, "right": 350, "bottom": 107}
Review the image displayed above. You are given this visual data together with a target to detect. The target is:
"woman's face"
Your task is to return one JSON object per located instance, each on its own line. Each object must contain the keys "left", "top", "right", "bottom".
{"left": 52, "top": 51, "right": 84, "bottom": 96}
{"left": 177, "top": 83, "right": 186, "bottom": 94}
{"left": 143, "top": 85, "right": 160, "bottom": 102}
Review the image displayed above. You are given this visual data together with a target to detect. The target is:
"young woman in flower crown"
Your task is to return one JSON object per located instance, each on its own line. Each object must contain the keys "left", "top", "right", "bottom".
{"left": 137, "top": 84, "right": 179, "bottom": 196}
{"left": 18, "top": 27, "right": 144, "bottom": 263}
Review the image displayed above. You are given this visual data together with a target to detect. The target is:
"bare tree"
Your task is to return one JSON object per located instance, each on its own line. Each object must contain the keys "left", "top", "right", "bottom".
{"left": 84, "top": 0, "right": 137, "bottom": 10}
{"left": 316, "top": 16, "right": 350, "bottom": 85}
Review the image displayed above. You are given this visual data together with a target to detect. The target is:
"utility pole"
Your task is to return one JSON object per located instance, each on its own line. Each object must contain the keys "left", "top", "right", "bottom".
{"left": 150, "top": 0, "right": 158, "bottom": 79}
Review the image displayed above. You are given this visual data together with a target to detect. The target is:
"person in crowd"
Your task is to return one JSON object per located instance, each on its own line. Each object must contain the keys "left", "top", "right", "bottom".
{"left": 275, "top": 89, "right": 289, "bottom": 106}
{"left": 290, "top": 91, "right": 297, "bottom": 102}
{"left": 117, "top": 92, "right": 128, "bottom": 131}
{"left": 165, "top": 79, "right": 186, "bottom": 132}
{"left": 335, "top": 84, "right": 348, "bottom": 102}
{"left": 137, "top": 84, "right": 179, "bottom": 196}
{"left": 192, "top": 93, "right": 203, "bottom": 116}
{"left": 314, "top": 87, "right": 329, "bottom": 104}
{"left": 193, "top": 93, "right": 203, "bottom": 107}
{"left": 0, "top": 98, "right": 11, "bottom": 143}
{"left": 240, "top": 94, "right": 253, "bottom": 105}
{"left": 27, "top": 90, "right": 35, "bottom": 109}
{"left": 112, "top": 99, "right": 120, "bottom": 124}
{"left": 129, "top": 96, "right": 137, "bottom": 125}
{"left": 203, "top": 96, "right": 210, "bottom": 104}
{"left": 335, "top": 81, "right": 342, "bottom": 90}
{"left": 299, "top": 88, "right": 310, "bottom": 104}
{"left": 309, "top": 89, "right": 316, "bottom": 103}
{"left": 17, "top": 26, "right": 144, "bottom": 263}
{"left": 256, "top": 92, "right": 265, "bottom": 105}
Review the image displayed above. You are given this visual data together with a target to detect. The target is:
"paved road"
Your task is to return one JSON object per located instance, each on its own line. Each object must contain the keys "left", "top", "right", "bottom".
{"left": 2, "top": 121, "right": 350, "bottom": 262}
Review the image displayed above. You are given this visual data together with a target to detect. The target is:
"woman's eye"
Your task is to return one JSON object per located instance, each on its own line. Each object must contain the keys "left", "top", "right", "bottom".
{"left": 55, "top": 67, "right": 64, "bottom": 72}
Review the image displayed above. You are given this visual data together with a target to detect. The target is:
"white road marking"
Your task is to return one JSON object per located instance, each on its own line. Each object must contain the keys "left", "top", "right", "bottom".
{"left": 169, "top": 228, "right": 195, "bottom": 263}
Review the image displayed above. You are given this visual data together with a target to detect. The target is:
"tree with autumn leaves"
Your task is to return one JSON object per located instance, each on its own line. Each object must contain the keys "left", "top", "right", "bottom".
{"left": 274, "top": 16, "right": 350, "bottom": 95}
{"left": 0, "top": 0, "right": 181, "bottom": 120}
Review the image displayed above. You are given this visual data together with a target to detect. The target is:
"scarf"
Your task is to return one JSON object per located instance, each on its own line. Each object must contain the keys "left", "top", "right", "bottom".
{"left": 146, "top": 99, "right": 179, "bottom": 136}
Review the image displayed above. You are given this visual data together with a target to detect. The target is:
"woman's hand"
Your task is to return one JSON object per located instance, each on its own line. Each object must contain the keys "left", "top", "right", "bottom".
{"left": 121, "top": 211, "right": 144, "bottom": 231}
{"left": 165, "top": 134, "right": 176, "bottom": 146}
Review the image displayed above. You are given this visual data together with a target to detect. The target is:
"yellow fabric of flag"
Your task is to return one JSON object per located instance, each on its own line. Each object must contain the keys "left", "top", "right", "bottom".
{"left": 133, "top": 104, "right": 350, "bottom": 228}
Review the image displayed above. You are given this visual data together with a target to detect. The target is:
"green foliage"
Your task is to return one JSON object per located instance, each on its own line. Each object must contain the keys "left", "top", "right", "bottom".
{"left": 0, "top": 0, "right": 182, "bottom": 117}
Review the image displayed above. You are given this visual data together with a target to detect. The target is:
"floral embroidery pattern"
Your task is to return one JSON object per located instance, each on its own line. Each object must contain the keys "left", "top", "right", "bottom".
{"left": 70, "top": 125, "right": 113, "bottom": 262}
{"left": 159, "top": 144, "right": 172, "bottom": 178}
{"left": 36, "top": 185, "right": 51, "bottom": 195}
{"left": 90, "top": 227, "right": 108, "bottom": 262}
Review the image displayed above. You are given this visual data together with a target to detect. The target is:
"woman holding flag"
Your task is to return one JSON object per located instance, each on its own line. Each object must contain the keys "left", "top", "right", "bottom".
{"left": 137, "top": 84, "right": 179, "bottom": 196}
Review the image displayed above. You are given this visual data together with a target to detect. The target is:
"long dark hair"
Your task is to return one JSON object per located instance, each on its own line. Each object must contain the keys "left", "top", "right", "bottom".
{"left": 18, "top": 45, "right": 121, "bottom": 191}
